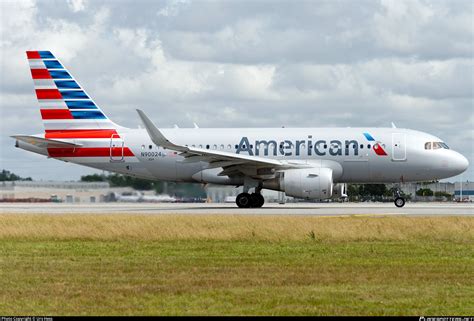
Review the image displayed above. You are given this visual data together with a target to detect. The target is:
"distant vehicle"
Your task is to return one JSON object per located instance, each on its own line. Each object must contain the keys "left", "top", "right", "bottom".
{"left": 224, "top": 196, "right": 237, "bottom": 203}
{"left": 13, "top": 51, "right": 469, "bottom": 208}
{"left": 115, "top": 191, "right": 176, "bottom": 203}
{"left": 141, "top": 193, "right": 176, "bottom": 203}
{"left": 115, "top": 191, "right": 141, "bottom": 202}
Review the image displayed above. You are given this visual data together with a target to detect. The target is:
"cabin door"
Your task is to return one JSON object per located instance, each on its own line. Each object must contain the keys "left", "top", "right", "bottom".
{"left": 110, "top": 134, "right": 124, "bottom": 162}
{"left": 392, "top": 133, "right": 406, "bottom": 161}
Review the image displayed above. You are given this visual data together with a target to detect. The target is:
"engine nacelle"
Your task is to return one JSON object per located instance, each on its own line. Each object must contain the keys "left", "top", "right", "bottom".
{"left": 331, "top": 183, "right": 348, "bottom": 199}
{"left": 280, "top": 168, "right": 333, "bottom": 199}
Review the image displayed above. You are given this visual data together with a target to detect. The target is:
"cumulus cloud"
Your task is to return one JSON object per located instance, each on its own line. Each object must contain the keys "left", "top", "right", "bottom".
{"left": 0, "top": 0, "right": 472, "bottom": 181}
{"left": 67, "top": 0, "right": 86, "bottom": 12}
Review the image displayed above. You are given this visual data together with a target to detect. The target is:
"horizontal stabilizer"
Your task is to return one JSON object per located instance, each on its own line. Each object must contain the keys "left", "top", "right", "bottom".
{"left": 11, "top": 135, "right": 82, "bottom": 148}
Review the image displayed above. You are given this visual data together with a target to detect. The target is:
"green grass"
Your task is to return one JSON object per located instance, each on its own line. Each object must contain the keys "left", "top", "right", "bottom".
{"left": 0, "top": 215, "right": 473, "bottom": 315}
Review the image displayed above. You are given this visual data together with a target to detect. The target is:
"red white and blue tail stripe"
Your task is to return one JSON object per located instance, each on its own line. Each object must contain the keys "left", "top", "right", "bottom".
{"left": 27, "top": 50, "right": 119, "bottom": 131}
{"left": 26, "top": 51, "right": 135, "bottom": 161}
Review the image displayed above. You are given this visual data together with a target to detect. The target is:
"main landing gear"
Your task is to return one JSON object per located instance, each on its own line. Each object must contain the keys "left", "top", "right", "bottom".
{"left": 236, "top": 192, "right": 264, "bottom": 208}
{"left": 236, "top": 185, "right": 265, "bottom": 208}
{"left": 393, "top": 186, "right": 405, "bottom": 208}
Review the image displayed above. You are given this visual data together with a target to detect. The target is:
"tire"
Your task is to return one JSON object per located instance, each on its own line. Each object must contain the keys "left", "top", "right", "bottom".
{"left": 236, "top": 193, "right": 251, "bottom": 208}
{"left": 394, "top": 197, "right": 405, "bottom": 208}
{"left": 250, "top": 193, "right": 265, "bottom": 208}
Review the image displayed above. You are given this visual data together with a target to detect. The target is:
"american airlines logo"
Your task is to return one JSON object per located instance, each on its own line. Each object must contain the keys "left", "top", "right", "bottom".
{"left": 236, "top": 132, "right": 387, "bottom": 157}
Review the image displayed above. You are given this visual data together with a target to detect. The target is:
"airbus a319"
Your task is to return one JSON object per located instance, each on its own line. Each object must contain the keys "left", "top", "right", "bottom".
{"left": 12, "top": 51, "right": 469, "bottom": 208}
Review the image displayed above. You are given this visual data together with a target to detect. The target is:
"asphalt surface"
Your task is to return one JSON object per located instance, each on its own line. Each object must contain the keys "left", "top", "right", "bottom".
{"left": 0, "top": 202, "right": 472, "bottom": 216}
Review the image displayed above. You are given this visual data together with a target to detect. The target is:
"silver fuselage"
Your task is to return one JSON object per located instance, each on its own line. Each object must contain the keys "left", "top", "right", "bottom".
{"left": 18, "top": 127, "right": 468, "bottom": 186}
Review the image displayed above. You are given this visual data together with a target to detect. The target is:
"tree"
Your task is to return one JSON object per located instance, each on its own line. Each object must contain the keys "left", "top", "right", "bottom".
{"left": 0, "top": 169, "right": 32, "bottom": 181}
{"left": 347, "top": 184, "right": 361, "bottom": 201}
{"left": 80, "top": 174, "right": 106, "bottom": 182}
{"left": 416, "top": 188, "right": 434, "bottom": 197}
{"left": 360, "top": 184, "right": 387, "bottom": 197}
{"left": 434, "top": 191, "right": 452, "bottom": 198}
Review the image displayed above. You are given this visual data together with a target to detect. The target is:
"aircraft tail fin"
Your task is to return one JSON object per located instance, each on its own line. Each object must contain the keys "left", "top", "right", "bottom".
{"left": 26, "top": 50, "right": 120, "bottom": 132}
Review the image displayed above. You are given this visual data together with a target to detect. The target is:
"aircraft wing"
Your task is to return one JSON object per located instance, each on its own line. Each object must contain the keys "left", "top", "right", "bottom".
{"left": 136, "top": 109, "right": 296, "bottom": 170}
{"left": 11, "top": 135, "right": 83, "bottom": 149}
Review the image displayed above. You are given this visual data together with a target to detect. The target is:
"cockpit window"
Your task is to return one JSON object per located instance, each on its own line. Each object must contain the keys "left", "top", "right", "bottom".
{"left": 433, "top": 142, "right": 442, "bottom": 149}
{"left": 425, "top": 142, "right": 449, "bottom": 150}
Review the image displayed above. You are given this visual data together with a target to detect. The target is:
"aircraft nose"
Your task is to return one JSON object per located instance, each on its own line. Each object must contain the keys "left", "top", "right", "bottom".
{"left": 451, "top": 152, "right": 469, "bottom": 175}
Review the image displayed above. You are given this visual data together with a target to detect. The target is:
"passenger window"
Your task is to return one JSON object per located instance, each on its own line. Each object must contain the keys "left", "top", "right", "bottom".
{"left": 220, "top": 144, "right": 224, "bottom": 149}
{"left": 360, "top": 144, "right": 363, "bottom": 149}
{"left": 213, "top": 144, "right": 217, "bottom": 149}
{"left": 141, "top": 145, "right": 145, "bottom": 150}
{"left": 206, "top": 145, "right": 210, "bottom": 149}
{"left": 367, "top": 144, "right": 371, "bottom": 149}
{"left": 227, "top": 144, "right": 231, "bottom": 149}
{"left": 149, "top": 145, "right": 153, "bottom": 150}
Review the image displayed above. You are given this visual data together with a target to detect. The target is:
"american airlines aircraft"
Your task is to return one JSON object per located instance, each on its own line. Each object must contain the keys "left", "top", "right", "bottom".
{"left": 12, "top": 51, "right": 469, "bottom": 208}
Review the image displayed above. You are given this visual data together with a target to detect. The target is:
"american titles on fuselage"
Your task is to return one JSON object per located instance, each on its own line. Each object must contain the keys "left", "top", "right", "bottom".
{"left": 235, "top": 136, "right": 385, "bottom": 157}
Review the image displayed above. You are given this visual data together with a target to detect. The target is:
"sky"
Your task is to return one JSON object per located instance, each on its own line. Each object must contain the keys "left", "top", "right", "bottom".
{"left": 0, "top": 0, "right": 473, "bottom": 182}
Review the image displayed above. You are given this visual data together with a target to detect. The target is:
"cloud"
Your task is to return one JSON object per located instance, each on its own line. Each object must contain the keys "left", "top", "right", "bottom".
{"left": 67, "top": 0, "right": 86, "bottom": 12}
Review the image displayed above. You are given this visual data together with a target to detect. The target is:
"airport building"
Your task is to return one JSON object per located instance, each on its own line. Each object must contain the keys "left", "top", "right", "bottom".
{"left": 453, "top": 181, "right": 474, "bottom": 202}
{"left": 1, "top": 180, "right": 472, "bottom": 203}
{"left": 397, "top": 181, "right": 474, "bottom": 202}
{"left": 0, "top": 181, "right": 133, "bottom": 203}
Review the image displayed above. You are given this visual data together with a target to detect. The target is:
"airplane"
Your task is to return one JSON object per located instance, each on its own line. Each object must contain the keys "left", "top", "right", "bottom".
{"left": 12, "top": 51, "right": 469, "bottom": 208}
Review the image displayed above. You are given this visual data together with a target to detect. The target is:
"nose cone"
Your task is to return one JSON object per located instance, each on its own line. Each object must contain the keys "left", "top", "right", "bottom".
{"left": 451, "top": 152, "right": 469, "bottom": 175}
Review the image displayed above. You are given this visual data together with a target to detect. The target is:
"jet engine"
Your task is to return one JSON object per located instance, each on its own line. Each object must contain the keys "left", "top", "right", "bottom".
{"left": 264, "top": 168, "right": 334, "bottom": 199}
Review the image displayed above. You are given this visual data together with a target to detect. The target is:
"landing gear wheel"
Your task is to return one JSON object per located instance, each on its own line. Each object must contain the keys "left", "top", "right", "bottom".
{"left": 250, "top": 193, "right": 265, "bottom": 208}
{"left": 236, "top": 193, "right": 251, "bottom": 208}
{"left": 394, "top": 197, "right": 405, "bottom": 208}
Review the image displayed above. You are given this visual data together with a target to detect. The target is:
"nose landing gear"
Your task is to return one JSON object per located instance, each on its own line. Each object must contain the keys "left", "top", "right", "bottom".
{"left": 394, "top": 197, "right": 405, "bottom": 208}
{"left": 393, "top": 186, "right": 405, "bottom": 208}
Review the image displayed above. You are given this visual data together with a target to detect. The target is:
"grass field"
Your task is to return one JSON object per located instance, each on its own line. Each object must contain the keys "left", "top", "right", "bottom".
{"left": 0, "top": 214, "right": 473, "bottom": 315}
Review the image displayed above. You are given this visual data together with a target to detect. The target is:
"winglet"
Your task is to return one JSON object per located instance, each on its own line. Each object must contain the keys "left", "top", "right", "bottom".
{"left": 136, "top": 109, "right": 187, "bottom": 152}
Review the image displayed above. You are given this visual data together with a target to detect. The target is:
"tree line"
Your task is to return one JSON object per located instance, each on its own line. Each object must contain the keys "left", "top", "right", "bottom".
{"left": 0, "top": 169, "right": 32, "bottom": 181}
{"left": 80, "top": 173, "right": 206, "bottom": 198}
